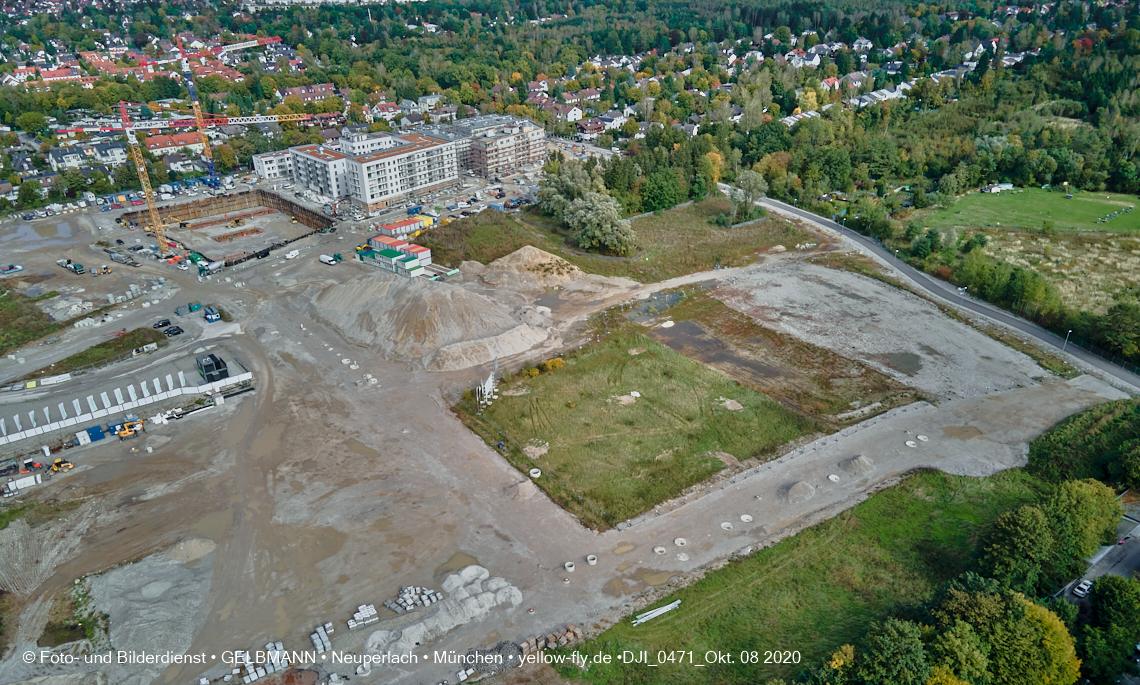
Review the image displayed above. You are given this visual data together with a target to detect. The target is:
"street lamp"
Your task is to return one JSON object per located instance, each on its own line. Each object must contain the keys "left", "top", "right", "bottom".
{"left": 1063, "top": 329, "right": 1072, "bottom": 351}
{"left": 894, "top": 249, "right": 899, "bottom": 260}
{"left": 957, "top": 286, "right": 968, "bottom": 304}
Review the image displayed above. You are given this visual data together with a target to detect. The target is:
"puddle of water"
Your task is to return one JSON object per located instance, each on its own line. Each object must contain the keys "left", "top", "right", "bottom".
{"left": 874, "top": 352, "right": 923, "bottom": 376}
{"left": 435, "top": 551, "right": 481, "bottom": 580}
{"left": 624, "top": 291, "right": 684, "bottom": 324}
{"left": 943, "top": 425, "right": 983, "bottom": 440}
{"left": 613, "top": 543, "right": 636, "bottom": 555}
{"left": 300, "top": 459, "right": 317, "bottom": 471}
{"left": 190, "top": 508, "right": 234, "bottom": 542}
{"left": 0, "top": 222, "right": 77, "bottom": 248}
{"left": 534, "top": 292, "right": 566, "bottom": 311}
{"left": 345, "top": 439, "right": 381, "bottom": 458}
{"left": 629, "top": 567, "right": 676, "bottom": 586}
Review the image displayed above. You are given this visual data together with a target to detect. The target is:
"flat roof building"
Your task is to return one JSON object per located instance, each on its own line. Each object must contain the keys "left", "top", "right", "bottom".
{"left": 252, "top": 150, "right": 293, "bottom": 180}
{"left": 289, "top": 144, "right": 349, "bottom": 199}
{"left": 345, "top": 132, "right": 458, "bottom": 213}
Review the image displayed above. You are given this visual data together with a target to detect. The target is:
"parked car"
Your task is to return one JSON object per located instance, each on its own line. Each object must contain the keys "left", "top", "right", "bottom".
{"left": 1073, "top": 579, "right": 1093, "bottom": 598}
{"left": 111, "top": 203, "right": 122, "bottom": 209}
{"left": 115, "top": 239, "right": 125, "bottom": 245}
{"left": 163, "top": 326, "right": 184, "bottom": 337}
{"left": 153, "top": 319, "right": 171, "bottom": 329}
{"left": 130, "top": 200, "right": 144, "bottom": 206}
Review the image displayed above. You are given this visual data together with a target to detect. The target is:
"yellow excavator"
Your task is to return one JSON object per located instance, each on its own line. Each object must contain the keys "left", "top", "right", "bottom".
{"left": 51, "top": 458, "right": 73, "bottom": 473}
{"left": 228, "top": 219, "right": 245, "bottom": 228}
{"left": 117, "top": 420, "right": 144, "bottom": 441}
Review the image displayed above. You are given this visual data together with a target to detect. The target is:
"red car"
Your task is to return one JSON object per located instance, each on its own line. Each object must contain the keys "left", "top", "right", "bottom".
{"left": 111, "top": 203, "right": 123, "bottom": 209}
{"left": 130, "top": 199, "right": 144, "bottom": 206}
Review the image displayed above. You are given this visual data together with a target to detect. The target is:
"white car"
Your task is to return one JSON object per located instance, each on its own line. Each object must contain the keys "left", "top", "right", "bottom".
{"left": 177, "top": 263, "right": 189, "bottom": 271}
{"left": 1073, "top": 579, "right": 1093, "bottom": 597}
{"left": 284, "top": 250, "right": 300, "bottom": 260}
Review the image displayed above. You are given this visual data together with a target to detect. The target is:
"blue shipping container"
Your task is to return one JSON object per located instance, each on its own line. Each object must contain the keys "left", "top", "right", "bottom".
{"left": 87, "top": 425, "right": 105, "bottom": 441}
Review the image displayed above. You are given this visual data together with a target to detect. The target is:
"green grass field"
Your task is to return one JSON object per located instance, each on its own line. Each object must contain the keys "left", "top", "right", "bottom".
{"left": 556, "top": 469, "right": 1047, "bottom": 684}
{"left": 455, "top": 332, "right": 818, "bottom": 529}
{"left": 925, "top": 188, "right": 1140, "bottom": 233}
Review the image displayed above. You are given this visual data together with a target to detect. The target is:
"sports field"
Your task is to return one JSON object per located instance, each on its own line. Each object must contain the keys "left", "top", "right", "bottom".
{"left": 925, "top": 188, "right": 1140, "bottom": 233}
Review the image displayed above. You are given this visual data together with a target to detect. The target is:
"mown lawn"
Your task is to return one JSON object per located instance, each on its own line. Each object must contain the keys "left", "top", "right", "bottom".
{"left": 925, "top": 188, "right": 1140, "bottom": 233}
{"left": 456, "top": 332, "right": 818, "bottom": 529}
{"left": 556, "top": 469, "right": 1048, "bottom": 684}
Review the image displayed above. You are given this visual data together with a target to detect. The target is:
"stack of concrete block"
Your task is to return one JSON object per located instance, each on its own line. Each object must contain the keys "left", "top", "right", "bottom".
{"left": 517, "top": 625, "right": 584, "bottom": 655}
{"left": 347, "top": 604, "right": 380, "bottom": 629}
{"left": 310, "top": 623, "right": 333, "bottom": 653}
{"left": 264, "top": 641, "right": 288, "bottom": 673}
{"left": 383, "top": 586, "right": 442, "bottom": 615}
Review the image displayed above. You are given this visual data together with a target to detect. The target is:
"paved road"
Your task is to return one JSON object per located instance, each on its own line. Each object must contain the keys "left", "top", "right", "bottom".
{"left": 760, "top": 197, "right": 1140, "bottom": 392}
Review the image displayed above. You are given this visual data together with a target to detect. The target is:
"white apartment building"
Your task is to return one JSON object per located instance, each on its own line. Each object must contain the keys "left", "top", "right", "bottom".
{"left": 252, "top": 150, "right": 294, "bottom": 180}
{"left": 289, "top": 145, "right": 349, "bottom": 199}
{"left": 345, "top": 133, "right": 458, "bottom": 213}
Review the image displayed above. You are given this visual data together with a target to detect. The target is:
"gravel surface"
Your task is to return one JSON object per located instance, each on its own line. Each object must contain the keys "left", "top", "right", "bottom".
{"left": 716, "top": 261, "right": 1047, "bottom": 400}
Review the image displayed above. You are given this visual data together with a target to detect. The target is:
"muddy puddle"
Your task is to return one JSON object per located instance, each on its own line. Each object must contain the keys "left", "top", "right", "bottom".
{"left": 435, "top": 551, "right": 480, "bottom": 581}
{"left": 602, "top": 567, "right": 678, "bottom": 596}
{"left": 345, "top": 438, "right": 381, "bottom": 458}
{"left": 1, "top": 221, "right": 79, "bottom": 248}
{"left": 650, "top": 319, "right": 783, "bottom": 383}
{"left": 624, "top": 291, "right": 684, "bottom": 324}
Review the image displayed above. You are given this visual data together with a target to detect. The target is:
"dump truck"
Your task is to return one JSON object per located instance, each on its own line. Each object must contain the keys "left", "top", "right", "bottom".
{"left": 56, "top": 259, "right": 84, "bottom": 274}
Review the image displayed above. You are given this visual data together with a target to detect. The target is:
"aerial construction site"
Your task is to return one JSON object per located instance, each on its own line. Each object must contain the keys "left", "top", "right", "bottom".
{"left": 0, "top": 182, "right": 1134, "bottom": 685}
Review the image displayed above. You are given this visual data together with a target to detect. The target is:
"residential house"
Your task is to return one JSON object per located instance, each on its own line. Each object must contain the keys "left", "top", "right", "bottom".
{"left": 47, "top": 147, "right": 84, "bottom": 172}
{"left": 276, "top": 83, "right": 337, "bottom": 104}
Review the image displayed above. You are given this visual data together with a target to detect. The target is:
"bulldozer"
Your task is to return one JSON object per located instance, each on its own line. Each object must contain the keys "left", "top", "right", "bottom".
{"left": 117, "top": 420, "right": 144, "bottom": 441}
{"left": 51, "top": 458, "right": 73, "bottom": 473}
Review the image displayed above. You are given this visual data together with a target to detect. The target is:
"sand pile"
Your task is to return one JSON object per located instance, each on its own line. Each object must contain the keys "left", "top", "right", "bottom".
{"left": 307, "top": 273, "right": 549, "bottom": 371}
{"left": 478, "top": 246, "right": 583, "bottom": 294}
{"left": 365, "top": 565, "right": 521, "bottom": 655}
{"left": 475, "top": 246, "right": 640, "bottom": 302}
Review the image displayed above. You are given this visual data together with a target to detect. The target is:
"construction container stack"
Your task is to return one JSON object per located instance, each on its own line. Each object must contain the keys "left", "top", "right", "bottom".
{"left": 346, "top": 604, "right": 380, "bottom": 630}
{"left": 309, "top": 622, "right": 333, "bottom": 653}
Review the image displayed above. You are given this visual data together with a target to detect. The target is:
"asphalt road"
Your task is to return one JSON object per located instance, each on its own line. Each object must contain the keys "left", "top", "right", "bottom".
{"left": 759, "top": 197, "right": 1140, "bottom": 393}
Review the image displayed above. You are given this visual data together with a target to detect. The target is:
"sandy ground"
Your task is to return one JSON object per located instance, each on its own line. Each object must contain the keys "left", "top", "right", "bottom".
{"left": 0, "top": 208, "right": 1133, "bottom": 685}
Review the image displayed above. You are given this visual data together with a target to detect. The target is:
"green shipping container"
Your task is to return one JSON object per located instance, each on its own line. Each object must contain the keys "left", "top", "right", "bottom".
{"left": 189, "top": 302, "right": 203, "bottom": 312}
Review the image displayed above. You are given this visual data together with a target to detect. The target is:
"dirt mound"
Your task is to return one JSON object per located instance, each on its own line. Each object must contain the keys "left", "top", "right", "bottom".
{"left": 478, "top": 246, "right": 583, "bottom": 294}
{"left": 782, "top": 481, "right": 816, "bottom": 504}
{"left": 839, "top": 455, "right": 875, "bottom": 475}
{"left": 308, "top": 273, "right": 548, "bottom": 370}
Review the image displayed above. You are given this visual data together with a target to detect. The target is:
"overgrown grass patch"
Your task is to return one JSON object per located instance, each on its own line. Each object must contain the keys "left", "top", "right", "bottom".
{"left": 557, "top": 469, "right": 1047, "bottom": 684}
{"left": 0, "top": 289, "right": 65, "bottom": 356}
{"left": 417, "top": 211, "right": 561, "bottom": 267}
{"left": 19, "top": 328, "right": 166, "bottom": 381}
{"left": 455, "top": 332, "right": 818, "bottom": 529}
{"left": 546, "top": 198, "right": 811, "bottom": 282}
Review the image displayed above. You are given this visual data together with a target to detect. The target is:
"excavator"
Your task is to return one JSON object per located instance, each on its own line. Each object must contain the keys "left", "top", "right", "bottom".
{"left": 51, "top": 458, "right": 74, "bottom": 473}
{"left": 228, "top": 218, "right": 245, "bottom": 228}
{"left": 117, "top": 420, "right": 144, "bottom": 441}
